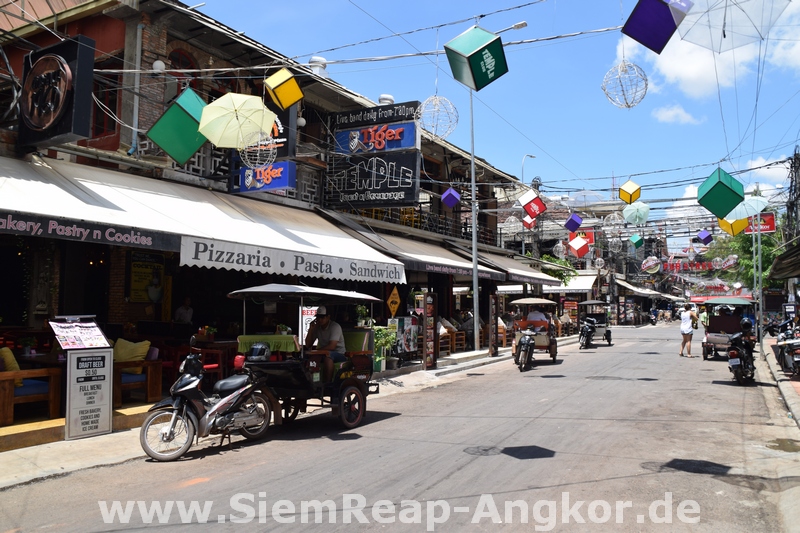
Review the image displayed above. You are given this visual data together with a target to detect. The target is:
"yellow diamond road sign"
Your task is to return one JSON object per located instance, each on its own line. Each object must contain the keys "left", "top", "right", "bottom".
{"left": 387, "top": 286, "right": 401, "bottom": 318}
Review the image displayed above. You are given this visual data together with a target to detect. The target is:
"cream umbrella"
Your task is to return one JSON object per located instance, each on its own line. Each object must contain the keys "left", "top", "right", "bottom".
{"left": 199, "top": 93, "right": 277, "bottom": 149}
{"left": 723, "top": 196, "right": 768, "bottom": 222}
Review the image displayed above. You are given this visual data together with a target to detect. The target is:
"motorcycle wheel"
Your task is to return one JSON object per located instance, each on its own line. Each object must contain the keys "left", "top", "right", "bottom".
{"left": 281, "top": 400, "right": 299, "bottom": 424}
{"left": 578, "top": 333, "right": 586, "bottom": 350}
{"left": 733, "top": 368, "right": 745, "bottom": 385}
{"left": 339, "top": 385, "right": 366, "bottom": 429}
{"left": 240, "top": 392, "right": 272, "bottom": 441}
{"left": 550, "top": 344, "right": 557, "bottom": 362}
{"left": 605, "top": 332, "right": 612, "bottom": 345}
{"left": 140, "top": 410, "right": 195, "bottom": 462}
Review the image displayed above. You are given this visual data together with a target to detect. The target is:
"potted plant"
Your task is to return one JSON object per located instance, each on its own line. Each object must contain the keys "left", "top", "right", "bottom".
{"left": 19, "top": 336, "right": 38, "bottom": 355}
{"left": 356, "top": 305, "right": 370, "bottom": 327}
{"left": 373, "top": 327, "right": 397, "bottom": 371}
{"left": 205, "top": 326, "right": 217, "bottom": 342}
{"left": 277, "top": 324, "right": 291, "bottom": 335}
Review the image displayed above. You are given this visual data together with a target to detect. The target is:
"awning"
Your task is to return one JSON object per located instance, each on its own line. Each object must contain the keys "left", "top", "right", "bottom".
{"left": 444, "top": 241, "right": 560, "bottom": 285}
{"left": 0, "top": 155, "right": 405, "bottom": 283}
{"left": 769, "top": 245, "right": 800, "bottom": 280}
{"left": 615, "top": 279, "right": 659, "bottom": 297}
{"left": 350, "top": 232, "right": 505, "bottom": 280}
{"left": 543, "top": 274, "right": 597, "bottom": 294}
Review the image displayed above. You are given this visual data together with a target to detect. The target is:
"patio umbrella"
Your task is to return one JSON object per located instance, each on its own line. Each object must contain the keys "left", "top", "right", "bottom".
{"left": 199, "top": 93, "right": 277, "bottom": 149}
{"left": 674, "top": 0, "right": 792, "bottom": 53}
{"left": 723, "top": 196, "right": 768, "bottom": 222}
{"left": 622, "top": 201, "right": 650, "bottom": 225}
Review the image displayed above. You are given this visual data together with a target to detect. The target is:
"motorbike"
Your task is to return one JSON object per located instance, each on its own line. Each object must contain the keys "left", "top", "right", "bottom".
{"left": 578, "top": 317, "right": 597, "bottom": 350}
{"left": 140, "top": 342, "right": 273, "bottom": 462}
{"left": 515, "top": 326, "right": 536, "bottom": 372}
{"left": 777, "top": 325, "right": 800, "bottom": 375}
{"left": 649, "top": 313, "right": 657, "bottom": 326}
{"left": 726, "top": 318, "right": 756, "bottom": 385}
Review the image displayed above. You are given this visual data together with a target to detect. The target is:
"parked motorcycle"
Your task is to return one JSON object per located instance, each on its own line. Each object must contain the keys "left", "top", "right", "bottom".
{"left": 140, "top": 342, "right": 273, "bottom": 462}
{"left": 727, "top": 318, "right": 756, "bottom": 385}
{"left": 578, "top": 317, "right": 597, "bottom": 350}
{"left": 778, "top": 326, "right": 800, "bottom": 375}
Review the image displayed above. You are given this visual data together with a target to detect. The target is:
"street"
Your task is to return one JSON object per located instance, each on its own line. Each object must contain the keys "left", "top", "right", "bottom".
{"left": 2, "top": 325, "right": 799, "bottom": 532}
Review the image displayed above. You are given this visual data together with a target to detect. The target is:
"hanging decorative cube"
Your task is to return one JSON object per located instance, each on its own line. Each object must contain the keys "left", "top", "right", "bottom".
{"left": 441, "top": 187, "right": 461, "bottom": 209}
{"left": 630, "top": 234, "right": 644, "bottom": 248}
{"left": 621, "top": 0, "right": 692, "bottom": 55}
{"left": 522, "top": 215, "right": 536, "bottom": 229}
{"left": 564, "top": 213, "right": 583, "bottom": 232}
{"left": 264, "top": 68, "right": 304, "bottom": 111}
{"left": 697, "top": 168, "right": 744, "bottom": 219}
{"left": 569, "top": 236, "right": 590, "bottom": 258}
{"left": 718, "top": 217, "right": 748, "bottom": 236}
{"left": 444, "top": 26, "right": 509, "bottom": 91}
{"left": 146, "top": 87, "right": 208, "bottom": 165}
{"left": 697, "top": 229, "right": 713, "bottom": 245}
{"left": 618, "top": 179, "right": 641, "bottom": 204}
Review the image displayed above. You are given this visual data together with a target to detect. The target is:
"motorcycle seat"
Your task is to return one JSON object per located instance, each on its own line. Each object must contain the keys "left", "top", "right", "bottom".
{"left": 212, "top": 373, "right": 250, "bottom": 396}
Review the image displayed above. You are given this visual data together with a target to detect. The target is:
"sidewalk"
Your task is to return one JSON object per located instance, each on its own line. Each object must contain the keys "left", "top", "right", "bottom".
{"left": 761, "top": 336, "right": 800, "bottom": 430}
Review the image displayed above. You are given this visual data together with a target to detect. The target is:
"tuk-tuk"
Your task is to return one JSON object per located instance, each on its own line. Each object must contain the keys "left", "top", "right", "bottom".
{"left": 578, "top": 300, "right": 612, "bottom": 345}
{"left": 227, "top": 283, "right": 381, "bottom": 429}
{"left": 701, "top": 297, "right": 756, "bottom": 360}
{"left": 508, "top": 297, "right": 559, "bottom": 363}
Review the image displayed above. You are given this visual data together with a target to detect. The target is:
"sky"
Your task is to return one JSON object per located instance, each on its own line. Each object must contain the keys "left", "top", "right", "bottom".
{"left": 199, "top": 0, "right": 800, "bottom": 251}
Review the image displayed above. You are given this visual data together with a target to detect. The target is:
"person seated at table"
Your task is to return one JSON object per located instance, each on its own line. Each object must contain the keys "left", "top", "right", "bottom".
{"left": 527, "top": 306, "right": 548, "bottom": 322}
{"left": 458, "top": 311, "right": 484, "bottom": 350}
{"left": 304, "top": 306, "right": 346, "bottom": 382}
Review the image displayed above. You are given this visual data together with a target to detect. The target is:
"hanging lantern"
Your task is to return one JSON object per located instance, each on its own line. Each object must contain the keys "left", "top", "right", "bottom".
{"left": 711, "top": 257, "right": 724, "bottom": 270}
{"left": 601, "top": 59, "right": 648, "bottom": 109}
{"left": 441, "top": 187, "right": 461, "bottom": 209}
{"left": 552, "top": 241, "right": 566, "bottom": 259}
{"left": 697, "top": 229, "right": 713, "bottom": 245}
{"left": 519, "top": 189, "right": 547, "bottom": 219}
{"left": 630, "top": 234, "right": 644, "bottom": 248}
{"left": 698, "top": 168, "right": 744, "bottom": 219}
{"left": 415, "top": 95, "right": 458, "bottom": 140}
{"left": 564, "top": 213, "right": 583, "bottom": 232}
{"left": 522, "top": 215, "right": 536, "bottom": 229}
{"left": 608, "top": 238, "right": 623, "bottom": 253}
{"left": 569, "top": 236, "right": 590, "bottom": 258}
{"left": 264, "top": 68, "right": 304, "bottom": 111}
{"left": 594, "top": 258, "right": 605, "bottom": 270}
{"left": 619, "top": 180, "right": 641, "bottom": 204}
{"left": 718, "top": 217, "right": 748, "bottom": 236}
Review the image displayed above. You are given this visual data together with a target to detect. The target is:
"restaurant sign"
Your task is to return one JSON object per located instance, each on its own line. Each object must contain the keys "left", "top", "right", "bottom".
{"left": 180, "top": 236, "right": 407, "bottom": 284}
{"left": 325, "top": 150, "right": 420, "bottom": 208}
{"left": 238, "top": 161, "right": 296, "bottom": 193}
{"left": 332, "top": 100, "right": 420, "bottom": 129}
{"left": 0, "top": 210, "right": 180, "bottom": 251}
{"left": 569, "top": 229, "right": 595, "bottom": 245}
{"left": 744, "top": 211, "right": 776, "bottom": 234}
{"left": 334, "top": 121, "right": 419, "bottom": 154}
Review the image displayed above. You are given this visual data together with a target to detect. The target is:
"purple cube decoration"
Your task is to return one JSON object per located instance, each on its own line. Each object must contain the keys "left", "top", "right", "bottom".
{"left": 564, "top": 213, "right": 583, "bottom": 232}
{"left": 697, "top": 229, "right": 712, "bottom": 245}
{"left": 442, "top": 187, "right": 461, "bottom": 209}
{"left": 621, "top": 0, "right": 693, "bottom": 55}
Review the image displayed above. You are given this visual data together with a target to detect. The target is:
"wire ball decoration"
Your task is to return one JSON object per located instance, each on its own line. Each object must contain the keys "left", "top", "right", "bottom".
{"left": 238, "top": 130, "right": 277, "bottom": 169}
{"left": 608, "top": 238, "right": 623, "bottom": 253}
{"left": 594, "top": 258, "right": 605, "bottom": 270}
{"left": 711, "top": 257, "right": 724, "bottom": 270}
{"left": 552, "top": 241, "right": 566, "bottom": 259}
{"left": 603, "top": 212, "right": 626, "bottom": 237}
{"left": 414, "top": 95, "right": 459, "bottom": 140}
{"left": 601, "top": 59, "right": 648, "bottom": 109}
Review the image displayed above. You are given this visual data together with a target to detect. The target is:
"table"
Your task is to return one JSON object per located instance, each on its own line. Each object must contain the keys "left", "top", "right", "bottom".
{"left": 238, "top": 335, "right": 300, "bottom": 356}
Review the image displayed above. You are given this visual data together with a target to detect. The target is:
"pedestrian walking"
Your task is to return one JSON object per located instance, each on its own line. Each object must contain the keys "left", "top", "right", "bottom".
{"left": 679, "top": 303, "right": 698, "bottom": 357}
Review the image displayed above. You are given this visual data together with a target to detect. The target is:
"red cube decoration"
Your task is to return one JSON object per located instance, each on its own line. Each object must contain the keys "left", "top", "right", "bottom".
{"left": 518, "top": 189, "right": 547, "bottom": 219}
{"left": 630, "top": 234, "right": 644, "bottom": 248}
{"left": 441, "top": 187, "right": 461, "bottom": 209}
{"left": 569, "top": 236, "right": 590, "bottom": 258}
{"left": 564, "top": 213, "right": 583, "bottom": 232}
{"left": 697, "top": 229, "right": 713, "bottom": 245}
{"left": 522, "top": 215, "right": 536, "bottom": 229}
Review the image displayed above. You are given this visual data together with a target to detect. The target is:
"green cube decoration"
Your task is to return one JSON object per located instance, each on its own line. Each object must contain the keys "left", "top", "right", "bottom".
{"left": 146, "top": 87, "right": 208, "bottom": 166}
{"left": 444, "top": 26, "right": 509, "bottom": 91}
{"left": 630, "top": 234, "right": 644, "bottom": 248}
{"left": 697, "top": 168, "right": 744, "bottom": 219}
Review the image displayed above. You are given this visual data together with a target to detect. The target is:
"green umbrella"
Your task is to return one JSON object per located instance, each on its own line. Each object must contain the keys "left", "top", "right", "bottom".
{"left": 622, "top": 201, "right": 650, "bottom": 225}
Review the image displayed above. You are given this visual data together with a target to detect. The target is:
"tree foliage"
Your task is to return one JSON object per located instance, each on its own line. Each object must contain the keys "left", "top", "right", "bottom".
{"left": 539, "top": 254, "right": 577, "bottom": 285}
{"left": 703, "top": 217, "right": 783, "bottom": 290}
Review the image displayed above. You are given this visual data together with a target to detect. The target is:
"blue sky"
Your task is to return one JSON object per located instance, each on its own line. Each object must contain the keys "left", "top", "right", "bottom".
{"left": 200, "top": 0, "right": 800, "bottom": 249}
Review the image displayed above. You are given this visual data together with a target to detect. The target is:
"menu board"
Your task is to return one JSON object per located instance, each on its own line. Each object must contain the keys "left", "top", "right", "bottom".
{"left": 50, "top": 321, "right": 110, "bottom": 349}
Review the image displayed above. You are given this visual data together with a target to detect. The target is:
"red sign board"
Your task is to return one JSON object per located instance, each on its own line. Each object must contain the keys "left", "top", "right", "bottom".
{"left": 569, "top": 229, "right": 595, "bottom": 245}
{"left": 744, "top": 212, "right": 775, "bottom": 234}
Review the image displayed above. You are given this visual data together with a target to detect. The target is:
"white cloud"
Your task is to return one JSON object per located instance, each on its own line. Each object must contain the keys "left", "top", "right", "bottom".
{"left": 652, "top": 104, "right": 703, "bottom": 124}
{"left": 737, "top": 156, "right": 792, "bottom": 185}
{"left": 767, "top": 3, "right": 800, "bottom": 71}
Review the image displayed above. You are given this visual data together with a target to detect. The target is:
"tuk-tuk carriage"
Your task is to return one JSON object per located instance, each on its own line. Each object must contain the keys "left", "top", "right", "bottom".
{"left": 508, "top": 297, "right": 559, "bottom": 363}
{"left": 227, "top": 283, "right": 381, "bottom": 429}
{"left": 578, "top": 300, "right": 612, "bottom": 345}
{"left": 701, "top": 297, "right": 756, "bottom": 360}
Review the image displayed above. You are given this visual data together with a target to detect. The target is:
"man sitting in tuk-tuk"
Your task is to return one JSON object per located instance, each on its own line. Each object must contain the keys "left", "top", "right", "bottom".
{"left": 305, "top": 305, "right": 346, "bottom": 382}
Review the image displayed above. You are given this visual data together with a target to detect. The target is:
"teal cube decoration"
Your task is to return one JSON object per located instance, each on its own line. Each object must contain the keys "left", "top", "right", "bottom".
{"left": 697, "top": 168, "right": 744, "bottom": 219}
{"left": 630, "top": 234, "right": 644, "bottom": 248}
{"left": 146, "top": 87, "right": 208, "bottom": 165}
{"left": 444, "top": 26, "right": 509, "bottom": 91}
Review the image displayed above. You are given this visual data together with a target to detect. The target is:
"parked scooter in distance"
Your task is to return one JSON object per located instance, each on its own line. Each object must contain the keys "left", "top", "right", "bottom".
{"left": 579, "top": 317, "right": 597, "bottom": 350}
{"left": 515, "top": 325, "right": 536, "bottom": 372}
{"left": 140, "top": 339, "right": 274, "bottom": 461}
{"left": 727, "top": 318, "right": 756, "bottom": 385}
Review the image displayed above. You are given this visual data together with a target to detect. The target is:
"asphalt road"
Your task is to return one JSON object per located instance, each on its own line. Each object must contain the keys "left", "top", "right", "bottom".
{"left": 2, "top": 324, "right": 799, "bottom": 532}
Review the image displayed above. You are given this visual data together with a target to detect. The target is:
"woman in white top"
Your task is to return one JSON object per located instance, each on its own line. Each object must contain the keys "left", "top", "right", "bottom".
{"left": 679, "top": 303, "right": 698, "bottom": 357}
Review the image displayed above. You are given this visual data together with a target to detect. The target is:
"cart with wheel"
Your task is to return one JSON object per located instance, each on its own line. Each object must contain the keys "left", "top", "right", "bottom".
{"left": 508, "top": 297, "right": 559, "bottom": 364}
{"left": 227, "top": 283, "right": 381, "bottom": 429}
{"left": 700, "top": 297, "right": 756, "bottom": 360}
{"left": 578, "top": 300, "right": 612, "bottom": 345}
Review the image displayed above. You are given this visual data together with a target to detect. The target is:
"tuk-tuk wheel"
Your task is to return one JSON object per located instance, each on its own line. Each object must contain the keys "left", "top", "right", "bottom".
{"left": 281, "top": 400, "right": 299, "bottom": 424}
{"left": 339, "top": 385, "right": 365, "bottom": 429}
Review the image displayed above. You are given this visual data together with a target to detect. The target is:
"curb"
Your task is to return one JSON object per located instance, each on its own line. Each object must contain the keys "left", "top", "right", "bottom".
{"left": 762, "top": 342, "right": 800, "bottom": 430}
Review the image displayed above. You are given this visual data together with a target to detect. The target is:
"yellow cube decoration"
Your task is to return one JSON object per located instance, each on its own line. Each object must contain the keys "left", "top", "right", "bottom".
{"left": 718, "top": 217, "right": 748, "bottom": 236}
{"left": 265, "top": 68, "right": 304, "bottom": 110}
{"left": 619, "top": 180, "right": 641, "bottom": 204}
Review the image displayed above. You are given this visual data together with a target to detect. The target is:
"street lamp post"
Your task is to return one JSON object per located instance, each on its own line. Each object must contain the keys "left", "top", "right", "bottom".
{"left": 520, "top": 154, "right": 536, "bottom": 256}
